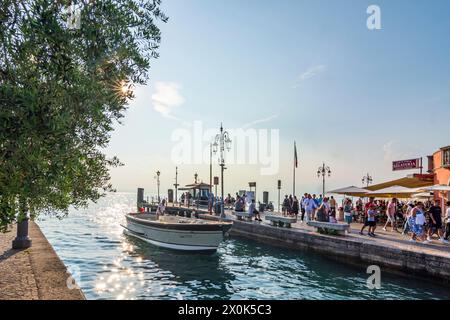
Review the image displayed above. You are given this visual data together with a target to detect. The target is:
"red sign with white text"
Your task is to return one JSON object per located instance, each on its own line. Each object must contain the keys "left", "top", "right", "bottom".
{"left": 392, "top": 158, "right": 421, "bottom": 171}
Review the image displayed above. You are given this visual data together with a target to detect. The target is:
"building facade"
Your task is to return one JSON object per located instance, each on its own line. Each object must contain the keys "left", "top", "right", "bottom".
{"left": 431, "top": 145, "right": 450, "bottom": 201}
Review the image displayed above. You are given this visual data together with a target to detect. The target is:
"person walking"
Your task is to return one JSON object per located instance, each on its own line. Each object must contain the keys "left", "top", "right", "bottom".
{"left": 304, "top": 194, "right": 317, "bottom": 222}
{"left": 292, "top": 196, "right": 299, "bottom": 219}
{"left": 282, "top": 195, "right": 290, "bottom": 216}
{"left": 360, "top": 197, "right": 375, "bottom": 235}
{"left": 356, "top": 198, "right": 363, "bottom": 220}
{"left": 316, "top": 197, "right": 330, "bottom": 222}
{"left": 402, "top": 202, "right": 414, "bottom": 235}
{"left": 444, "top": 201, "right": 450, "bottom": 241}
{"left": 300, "top": 194, "right": 307, "bottom": 223}
{"left": 312, "top": 194, "right": 319, "bottom": 220}
{"left": 383, "top": 198, "right": 398, "bottom": 232}
{"left": 330, "top": 196, "right": 337, "bottom": 217}
{"left": 156, "top": 199, "right": 166, "bottom": 220}
{"left": 288, "top": 195, "right": 294, "bottom": 216}
{"left": 410, "top": 202, "right": 427, "bottom": 243}
{"left": 344, "top": 198, "right": 353, "bottom": 226}
{"left": 426, "top": 200, "right": 447, "bottom": 243}
{"left": 366, "top": 203, "right": 377, "bottom": 237}
{"left": 317, "top": 194, "right": 323, "bottom": 206}
{"left": 248, "top": 199, "right": 262, "bottom": 222}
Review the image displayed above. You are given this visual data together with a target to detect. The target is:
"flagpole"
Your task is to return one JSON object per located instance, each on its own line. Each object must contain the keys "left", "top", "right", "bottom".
{"left": 293, "top": 141, "right": 296, "bottom": 197}
{"left": 293, "top": 158, "right": 296, "bottom": 196}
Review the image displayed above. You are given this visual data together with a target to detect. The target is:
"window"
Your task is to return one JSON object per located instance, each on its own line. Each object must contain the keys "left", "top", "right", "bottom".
{"left": 443, "top": 148, "right": 450, "bottom": 167}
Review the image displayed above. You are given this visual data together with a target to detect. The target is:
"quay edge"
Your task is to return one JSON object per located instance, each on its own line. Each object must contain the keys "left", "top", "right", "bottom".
{"left": 195, "top": 209, "right": 450, "bottom": 286}
{"left": 226, "top": 218, "right": 450, "bottom": 286}
{"left": 0, "top": 221, "right": 85, "bottom": 300}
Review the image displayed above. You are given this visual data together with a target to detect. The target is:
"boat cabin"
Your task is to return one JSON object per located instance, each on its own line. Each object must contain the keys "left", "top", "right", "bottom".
{"left": 179, "top": 182, "right": 212, "bottom": 206}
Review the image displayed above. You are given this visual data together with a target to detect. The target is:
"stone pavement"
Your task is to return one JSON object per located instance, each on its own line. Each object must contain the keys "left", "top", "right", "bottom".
{"left": 0, "top": 226, "right": 39, "bottom": 300}
{"left": 0, "top": 221, "right": 85, "bottom": 300}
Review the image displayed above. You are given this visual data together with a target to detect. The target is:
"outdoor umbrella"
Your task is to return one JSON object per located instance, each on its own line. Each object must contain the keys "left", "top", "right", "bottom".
{"left": 412, "top": 192, "right": 434, "bottom": 200}
{"left": 365, "top": 185, "right": 420, "bottom": 199}
{"left": 418, "top": 185, "right": 450, "bottom": 192}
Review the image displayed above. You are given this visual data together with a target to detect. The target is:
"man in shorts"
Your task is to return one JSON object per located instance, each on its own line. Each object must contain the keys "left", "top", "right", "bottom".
{"left": 248, "top": 199, "right": 262, "bottom": 222}
{"left": 383, "top": 198, "right": 398, "bottom": 232}
{"left": 426, "top": 200, "right": 447, "bottom": 243}
{"left": 366, "top": 203, "right": 377, "bottom": 237}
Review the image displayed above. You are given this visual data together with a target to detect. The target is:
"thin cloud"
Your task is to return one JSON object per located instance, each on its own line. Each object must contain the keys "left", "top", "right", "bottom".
{"left": 383, "top": 140, "right": 395, "bottom": 161}
{"left": 242, "top": 114, "right": 278, "bottom": 129}
{"left": 382, "top": 140, "right": 422, "bottom": 162}
{"left": 293, "top": 65, "right": 327, "bottom": 88}
{"left": 151, "top": 82, "right": 185, "bottom": 118}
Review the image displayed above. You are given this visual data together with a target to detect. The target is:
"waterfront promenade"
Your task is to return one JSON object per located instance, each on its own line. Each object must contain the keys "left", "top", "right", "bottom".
{"left": 0, "top": 222, "right": 85, "bottom": 300}
{"left": 167, "top": 204, "right": 450, "bottom": 285}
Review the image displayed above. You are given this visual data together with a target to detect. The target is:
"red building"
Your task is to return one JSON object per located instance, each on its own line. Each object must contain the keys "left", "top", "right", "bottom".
{"left": 429, "top": 145, "right": 450, "bottom": 201}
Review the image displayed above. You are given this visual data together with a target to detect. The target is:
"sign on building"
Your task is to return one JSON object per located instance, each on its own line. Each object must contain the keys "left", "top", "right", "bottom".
{"left": 392, "top": 158, "right": 422, "bottom": 171}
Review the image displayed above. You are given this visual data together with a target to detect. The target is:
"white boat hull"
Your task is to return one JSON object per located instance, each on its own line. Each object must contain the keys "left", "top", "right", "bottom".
{"left": 124, "top": 214, "right": 231, "bottom": 252}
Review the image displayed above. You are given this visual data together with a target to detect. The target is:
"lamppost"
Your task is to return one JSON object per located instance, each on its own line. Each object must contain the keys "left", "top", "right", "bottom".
{"left": 209, "top": 143, "right": 213, "bottom": 196}
{"left": 209, "top": 143, "right": 213, "bottom": 214}
{"left": 317, "top": 163, "right": 331, "bottom": 196}
{"left": 174, "top": 167, "right": 179, "bottom": 206}
{"left": 362, "top": 173, "right": 373, "bottom": 188}
{"left": 156, "top": 170, "right": 161, "bottom": 203}
{"left": 277, "top": 180, "right": 281, "bottom": 213}
{"left": 213, "top": 123, "right": 232, "bottom": 218}
{"left": 193, "top": 172, "right": 199, "bottom": 203}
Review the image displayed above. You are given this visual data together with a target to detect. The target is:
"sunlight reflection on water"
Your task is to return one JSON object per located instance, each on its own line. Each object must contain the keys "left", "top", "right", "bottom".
{"left": 37, "top": 193, "right": 450, "bottom": 300}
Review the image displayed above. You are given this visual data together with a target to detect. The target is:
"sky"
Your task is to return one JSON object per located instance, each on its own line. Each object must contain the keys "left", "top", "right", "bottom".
{"left": 105, "top": 0, "right": 450, "bottom": 202}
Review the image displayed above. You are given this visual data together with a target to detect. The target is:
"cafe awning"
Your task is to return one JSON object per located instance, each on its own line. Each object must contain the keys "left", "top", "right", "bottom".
{"left": 328, "top": 186, "right": 369, "bottom": 197}
{"left": 366, "top": 174, "right": 434, "bottom": 191}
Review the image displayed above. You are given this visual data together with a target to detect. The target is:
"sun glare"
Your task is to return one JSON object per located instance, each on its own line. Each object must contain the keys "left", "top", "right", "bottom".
{"left": 114, "top": 80, "right": 133, "bottom": 98}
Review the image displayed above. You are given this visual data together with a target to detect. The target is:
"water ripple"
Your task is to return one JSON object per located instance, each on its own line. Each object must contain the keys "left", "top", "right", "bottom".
{"left": 38, "top": 193, "right": 450, "bottom": 300}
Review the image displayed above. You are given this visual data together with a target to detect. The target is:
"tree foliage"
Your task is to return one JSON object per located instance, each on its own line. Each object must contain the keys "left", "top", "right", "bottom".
{"left": 0, "top": 0, "right": 167, "bottom": 231}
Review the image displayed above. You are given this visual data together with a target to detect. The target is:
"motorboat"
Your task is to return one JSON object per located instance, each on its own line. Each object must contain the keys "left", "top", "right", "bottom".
{"left": 123, "top": 213, "right": 232, "bottom": 253}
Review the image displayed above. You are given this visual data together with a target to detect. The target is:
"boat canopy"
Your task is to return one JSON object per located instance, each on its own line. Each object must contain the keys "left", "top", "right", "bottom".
{"left": 179, "top": 182, "right": 212, "bottom": 191}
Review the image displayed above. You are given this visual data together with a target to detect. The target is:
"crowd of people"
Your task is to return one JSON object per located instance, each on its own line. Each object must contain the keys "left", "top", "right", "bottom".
{"left": 166, "top": 189, "right": 450, "bottom": 245}
{"left": 352, "top": 197, "right": 450, "bottom": 243}
{"left": 227, "top": 192, "right": 450, "bottom": 245}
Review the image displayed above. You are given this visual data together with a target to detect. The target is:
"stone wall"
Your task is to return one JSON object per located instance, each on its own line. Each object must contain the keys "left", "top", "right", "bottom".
{"left": 229, "top": 220, "right": 450, "bottom": 285}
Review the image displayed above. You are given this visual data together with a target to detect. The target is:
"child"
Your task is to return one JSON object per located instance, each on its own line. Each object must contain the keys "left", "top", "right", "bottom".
{"left": 367, "top": 204, "right": 377, "bottom": 237}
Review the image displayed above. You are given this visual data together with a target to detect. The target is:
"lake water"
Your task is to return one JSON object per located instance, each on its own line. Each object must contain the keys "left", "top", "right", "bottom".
{"left": 37, "top": 193, "right": 450, "bottom": 300}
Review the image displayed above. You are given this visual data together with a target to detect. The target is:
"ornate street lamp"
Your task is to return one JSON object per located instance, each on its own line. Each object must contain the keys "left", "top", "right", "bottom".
{"left": 174, "top": 167, "right": 179, "bottom": 206}
{"left": 317, "top": 163, "right": 331, "bottom": 197}
{"left": 362, "top": 173, "right": 373, "bottom": 188}
{"left": 213, "top": 123, "right": 232, "bottom": 218}
{"left": 155, "top": 170, "right": 161, "bottom": 203}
